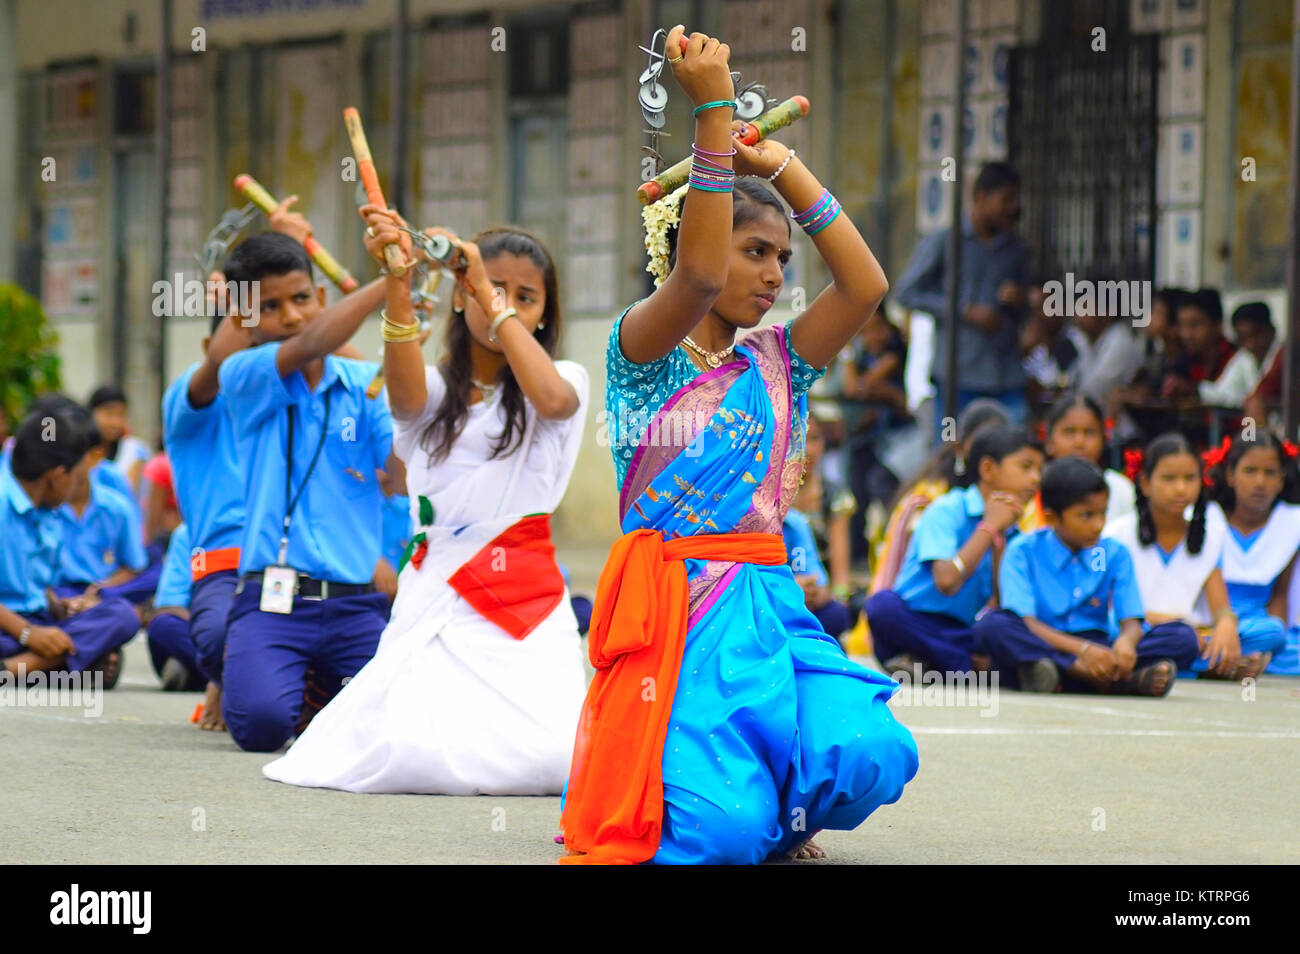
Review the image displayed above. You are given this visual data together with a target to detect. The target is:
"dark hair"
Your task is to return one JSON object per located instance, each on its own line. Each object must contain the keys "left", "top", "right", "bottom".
{"left": 1154, "top": 287, "right": 1188, "bottom": 318}
{"left": 222, "top": 232, "right": 314, "bottom": 289}
{"left": 1205, "top": 431, "right": 1300, "bottom": 514}
{"left": 1133, "top": 432, "right": 1207, "bottom": 554}
{"left": 88, "top": 385, "right": 126, "bottom": 410}
{"left": 1041, "top": 457, "right": 1108, "bottom": 515}
{"left": 1230, "top": 300, "right": 1272, "bottom": 331}
{"left": 29, "top": 394, "right": 102, "bottom": 447}
{"left": 1044, "top": 391, "right": 1108, "bottom": 465}
{"left": 974, "top": 162, "right": 1020, "bottom": 196}
{"left": 9, "top": 407, "right": 92, "bottom": 481}
{"left": 968, "top": 425, "right": 1036, "bottom": 477}
{"left": 665, "top": 178, "right": 790, "bottom": 271}
{"left": 1178, "top": 287, "right": 1223, "bottom": 325}
{"left": 421, "top": 226, "right": 561, "bottom": 464}
{"left": 911, "top": 398, "right": 1012, "bottom": 490}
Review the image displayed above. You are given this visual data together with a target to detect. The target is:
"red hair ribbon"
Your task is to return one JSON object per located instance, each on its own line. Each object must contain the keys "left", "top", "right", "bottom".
{"left": 1200, "top": 435, "right": 1232, "bottom": 487}
{"left": 1282, "top": 441, "right": 1299, "bottom": 459}
{"left": 1036, "top": 420, "right": 1047, "bottom": 443}
{"left": 1104, "top": 417, "right": 1115, "bottom": 441}
{"left": 1123, "top": 447, "right": 1144, "bottom": 481}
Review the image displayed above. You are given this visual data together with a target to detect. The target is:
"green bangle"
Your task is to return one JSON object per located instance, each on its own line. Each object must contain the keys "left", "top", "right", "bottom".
{"left": 693, "top": 100, "right": 736, "bottom": 116}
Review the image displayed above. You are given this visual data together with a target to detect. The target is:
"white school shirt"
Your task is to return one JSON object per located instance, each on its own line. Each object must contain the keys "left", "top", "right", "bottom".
{"left": 1103, "top": 469, "right": 1136, "bottom": 526}
{"left": 1213, "top": 500, "right": 1300, "bottom": 587}
{"left": 1106, "top": 504, "right": 1227, "bottom": 626}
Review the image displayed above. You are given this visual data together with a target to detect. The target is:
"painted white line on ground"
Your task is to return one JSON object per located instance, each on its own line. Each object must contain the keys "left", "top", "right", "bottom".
{"left": 911, "top": 726, "right": 1300, "bottom": 738}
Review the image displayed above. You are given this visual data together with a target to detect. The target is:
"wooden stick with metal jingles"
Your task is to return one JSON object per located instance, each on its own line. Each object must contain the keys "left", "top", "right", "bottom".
{"left": 342, "top": 106, "right": 407, "bottom": 276}
{"left": 637, "top": 95, "right": 811, "bottom": 205}
{"left": 233, "top": 173, "right": 359, "bottom": 292}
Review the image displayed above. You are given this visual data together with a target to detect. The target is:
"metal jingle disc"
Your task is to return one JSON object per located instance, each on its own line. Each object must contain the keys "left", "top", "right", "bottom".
{"left": 642, "top": 107, "right": 666, "bottom": 129}
{"left": 638, "top": 80, "right": 668, "bottom": 112}
{"left": 736, "top": 89, "right": 766, "bottom": 120}
{"left": 639, "top": 62, "right": 664, "bottom": 85}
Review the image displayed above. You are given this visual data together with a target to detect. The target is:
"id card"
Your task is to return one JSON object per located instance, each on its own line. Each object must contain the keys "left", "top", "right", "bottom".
{"left": 260, "top": 566, "right": 298, "bottom": 614}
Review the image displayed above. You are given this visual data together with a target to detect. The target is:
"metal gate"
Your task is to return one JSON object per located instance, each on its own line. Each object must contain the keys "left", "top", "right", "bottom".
{"left": 1007, "top": 2, "right": 1158, "bottom": 283}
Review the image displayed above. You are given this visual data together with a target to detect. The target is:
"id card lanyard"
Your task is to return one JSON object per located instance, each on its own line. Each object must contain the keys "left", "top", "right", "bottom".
{"left": 276, "top": 390, "right": 333, "bottom": 567}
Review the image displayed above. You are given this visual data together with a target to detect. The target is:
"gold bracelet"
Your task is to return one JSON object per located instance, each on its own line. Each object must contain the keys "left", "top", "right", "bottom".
{"left": 380, "top": 309, "right": 422, "bottom": 343}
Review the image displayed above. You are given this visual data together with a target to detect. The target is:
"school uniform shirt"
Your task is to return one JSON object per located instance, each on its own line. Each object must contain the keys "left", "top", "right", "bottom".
{"left": 1106, "top": 504, "right": 1227, "bottom": 626}
{"left": 154, "top": 523, "right": 193, "bottom": 609}
{"left": 1211, "top": 501, "right": 1300, "bottom": 616}
{"left": 162, "top": 364, "right": 246, "bottom": 553}
{"left": 0, "top": 463, "right": 62, "bottom": 614}
{"left": 219, "top": 343, "right": 394, "bottom": 583}
{"left": 1066, "top": 321, "right": 1142, "bottom": 406}
{"left": 892, "top": 484, "right": 1013, "bottom": 625}
{"left": 1000, "top": 527, "right": 1143, "bottom": 633}
{"left": 56, "top": 480, "right": 149, "bottom": 585}
{"left": 90, "top": 460, "right": 138, "bottom": 515}
{"left": 1103, "top": 469, "right": 1137, "bottom": 526}
{"left": 380, "top": 493, "right": 412, "bottom": 570}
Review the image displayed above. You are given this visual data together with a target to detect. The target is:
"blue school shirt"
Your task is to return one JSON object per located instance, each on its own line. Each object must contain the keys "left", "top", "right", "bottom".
{"left": 218, "top": 343, "right": 393, "bottom": 582}
{"left": 162, "top": 363, "right": 246, "bottom": 553}
{"left": 381, "top": 493, "right": 412, "bottom": 569}
{"left": 56, "top": 480, "right": 149, "bottom": 585}
{"left": 892, "top": 485, "right": 1008, "bottom": 625}
{"left": 783, "top": 509, "right": 829, "bottom": 586}
{"left": 999, "top": 527, "right": 1143, "bottom": 634}
{"left": 91, "top": 460, "right": 137, "bottom": 513}
{"left": 0, "top": 463, "right": 62, "bottom": 614}
{"left": 154, "top": 523, "right": 193, "bottom": 609}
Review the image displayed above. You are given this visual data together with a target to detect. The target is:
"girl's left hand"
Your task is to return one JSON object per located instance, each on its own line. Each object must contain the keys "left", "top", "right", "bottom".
{"left": 731, "top": 123, "right": 791, "bottom": 179}
{"left": 1203, "top": 620, "right": 1241, "bottom": 676}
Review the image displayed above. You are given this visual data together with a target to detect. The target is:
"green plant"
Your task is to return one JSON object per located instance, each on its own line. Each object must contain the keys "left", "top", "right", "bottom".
{"left": 0, "top": 283, "right": 62, "bottom": 438}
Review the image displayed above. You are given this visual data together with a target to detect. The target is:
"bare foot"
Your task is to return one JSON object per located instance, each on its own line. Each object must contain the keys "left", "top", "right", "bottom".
{"left": 197, "top": 682, "right": 226, "bottom": 732}
{"left": 790, "top": 837, "right": 827, "bottom": 860}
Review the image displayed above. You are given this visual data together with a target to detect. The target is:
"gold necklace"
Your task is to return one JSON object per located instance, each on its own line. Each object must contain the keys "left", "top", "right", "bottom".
{"left": 682, "top": 335, "right": 735, "bottom": 369}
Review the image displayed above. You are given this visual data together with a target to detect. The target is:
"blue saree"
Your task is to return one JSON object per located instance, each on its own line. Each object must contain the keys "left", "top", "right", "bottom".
{"left": 605, "top": 317, "right": 919, "bottom": 864}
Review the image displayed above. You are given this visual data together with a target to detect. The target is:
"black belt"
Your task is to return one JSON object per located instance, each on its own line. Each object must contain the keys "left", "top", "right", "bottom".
{"left": 236, "top": 573, "right": 375, "bottom": 601}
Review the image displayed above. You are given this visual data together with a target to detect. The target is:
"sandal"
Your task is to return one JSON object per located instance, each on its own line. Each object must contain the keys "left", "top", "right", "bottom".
{"left": 88, "top": 649, "right": 123, "bottom": 690}
{"left": 1116, "top": 658, "right": 1175, "bottom": 697}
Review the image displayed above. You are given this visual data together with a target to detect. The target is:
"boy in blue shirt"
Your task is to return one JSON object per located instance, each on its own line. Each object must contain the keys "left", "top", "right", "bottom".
{"left": 144, "top": 522, "right": 207, "bottom": 691}
{"left": 216, "top": 232, "right": 391, "bottom": 751}
{"left": 0, "top": 408, "right": 140, "bottom": 684}
{"left": 974, "top": 456, "right": 1190, "bottom": 696}
{"left": 865, "top": 426, "right": 1042, "bottom": 675}
{"left": 55, "top": 410, "right": 153, "bottom": 604}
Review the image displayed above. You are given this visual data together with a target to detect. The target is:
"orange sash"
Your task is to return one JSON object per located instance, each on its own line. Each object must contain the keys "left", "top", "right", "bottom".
{"left": 559, "top": 528, "right": 787, "bottom": 865}
{"left": 191, "top": 546, "right": 240, "bottom": 582}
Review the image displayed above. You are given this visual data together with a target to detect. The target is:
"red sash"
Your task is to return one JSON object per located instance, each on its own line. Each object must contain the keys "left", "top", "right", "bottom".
{"left": 446, "top": 513, "right": 566, "bottom": 640}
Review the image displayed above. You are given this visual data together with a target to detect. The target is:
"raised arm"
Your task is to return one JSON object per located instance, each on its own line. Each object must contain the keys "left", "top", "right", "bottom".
{"left": 359, "top": 206, "right": 426, "bottom": 419}
{"left": 274, "top": 278, "right": 387, "bottom": 379}
{"left": 619, "top": 26, "right": 738, "bottom": 364}
{"left": 770, "top": 155, "right": 889, "bottom": 370}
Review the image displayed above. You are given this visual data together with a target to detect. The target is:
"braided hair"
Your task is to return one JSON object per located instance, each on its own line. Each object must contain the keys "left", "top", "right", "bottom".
{"left": 1133, "top": 433, "right": 1207, "bottom": 554}
{"left": 1205, "top": 430, "right": 1300, "bottom": 515}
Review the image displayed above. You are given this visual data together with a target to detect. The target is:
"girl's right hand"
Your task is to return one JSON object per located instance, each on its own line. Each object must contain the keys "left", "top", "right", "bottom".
{"left": 664, "top": 25, "right": 733, "bottom": 109}
{"left": 358, "top": 205, "right": 413, "bottom": 273}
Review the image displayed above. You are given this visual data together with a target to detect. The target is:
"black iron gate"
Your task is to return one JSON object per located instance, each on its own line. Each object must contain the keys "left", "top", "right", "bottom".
{"left": 1007, "top": 2, "right": 1158, "bottom": 283}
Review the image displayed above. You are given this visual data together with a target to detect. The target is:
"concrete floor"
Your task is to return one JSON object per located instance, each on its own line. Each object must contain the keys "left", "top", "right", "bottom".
{"left": 3, "top": 632, "right": 1297, "bottom": 864}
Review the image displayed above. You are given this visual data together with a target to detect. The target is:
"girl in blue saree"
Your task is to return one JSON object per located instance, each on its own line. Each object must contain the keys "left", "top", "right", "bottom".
{"left": 560, "top": 26, "right": 917, "bottom": 865}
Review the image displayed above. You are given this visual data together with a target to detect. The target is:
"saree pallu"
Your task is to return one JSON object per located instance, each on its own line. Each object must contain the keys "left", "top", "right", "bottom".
{"left": 562, "top": 326, "right": 919, "bottom": 864}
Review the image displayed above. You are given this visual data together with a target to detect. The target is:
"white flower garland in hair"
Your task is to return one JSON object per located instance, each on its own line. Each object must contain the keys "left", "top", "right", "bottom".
{"left": 641, "top": 183, "right": 689, "bottom": 287}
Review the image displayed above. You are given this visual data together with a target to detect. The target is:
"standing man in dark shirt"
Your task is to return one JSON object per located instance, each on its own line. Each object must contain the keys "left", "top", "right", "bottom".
{"left": 895, "top": 162, "right": 1030, "bottom": 435}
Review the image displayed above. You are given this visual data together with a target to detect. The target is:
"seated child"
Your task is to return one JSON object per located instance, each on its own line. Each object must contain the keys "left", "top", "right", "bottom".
{"left": 1023, "top": 392, "right": 1135, "bottom": 528}
{"left": 144, "top": 522, "right": 206, "bottom": 691}
{"left": 1107, "top": 433, "right": 1239, "bottom": 680}
{"left": 1203, "top": 431, "right": 1298, "bottom": 679}
{"left": 865, "top": 425, "right": 1042, "bottom": 675}
{"left": 975, "top": 457, "right": 1190, "bottom": 695}
{"left": 1198, "top": 302, "right": 1278, "bottom": 407}
{"left": 870, "top": 397, "right": 1010, "bottom": 595}
{"left": 0, "top": 407, "right": 140, "bottom": 686}
{"left": 789, "top": 411, "right": 857, "bottom": 635}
